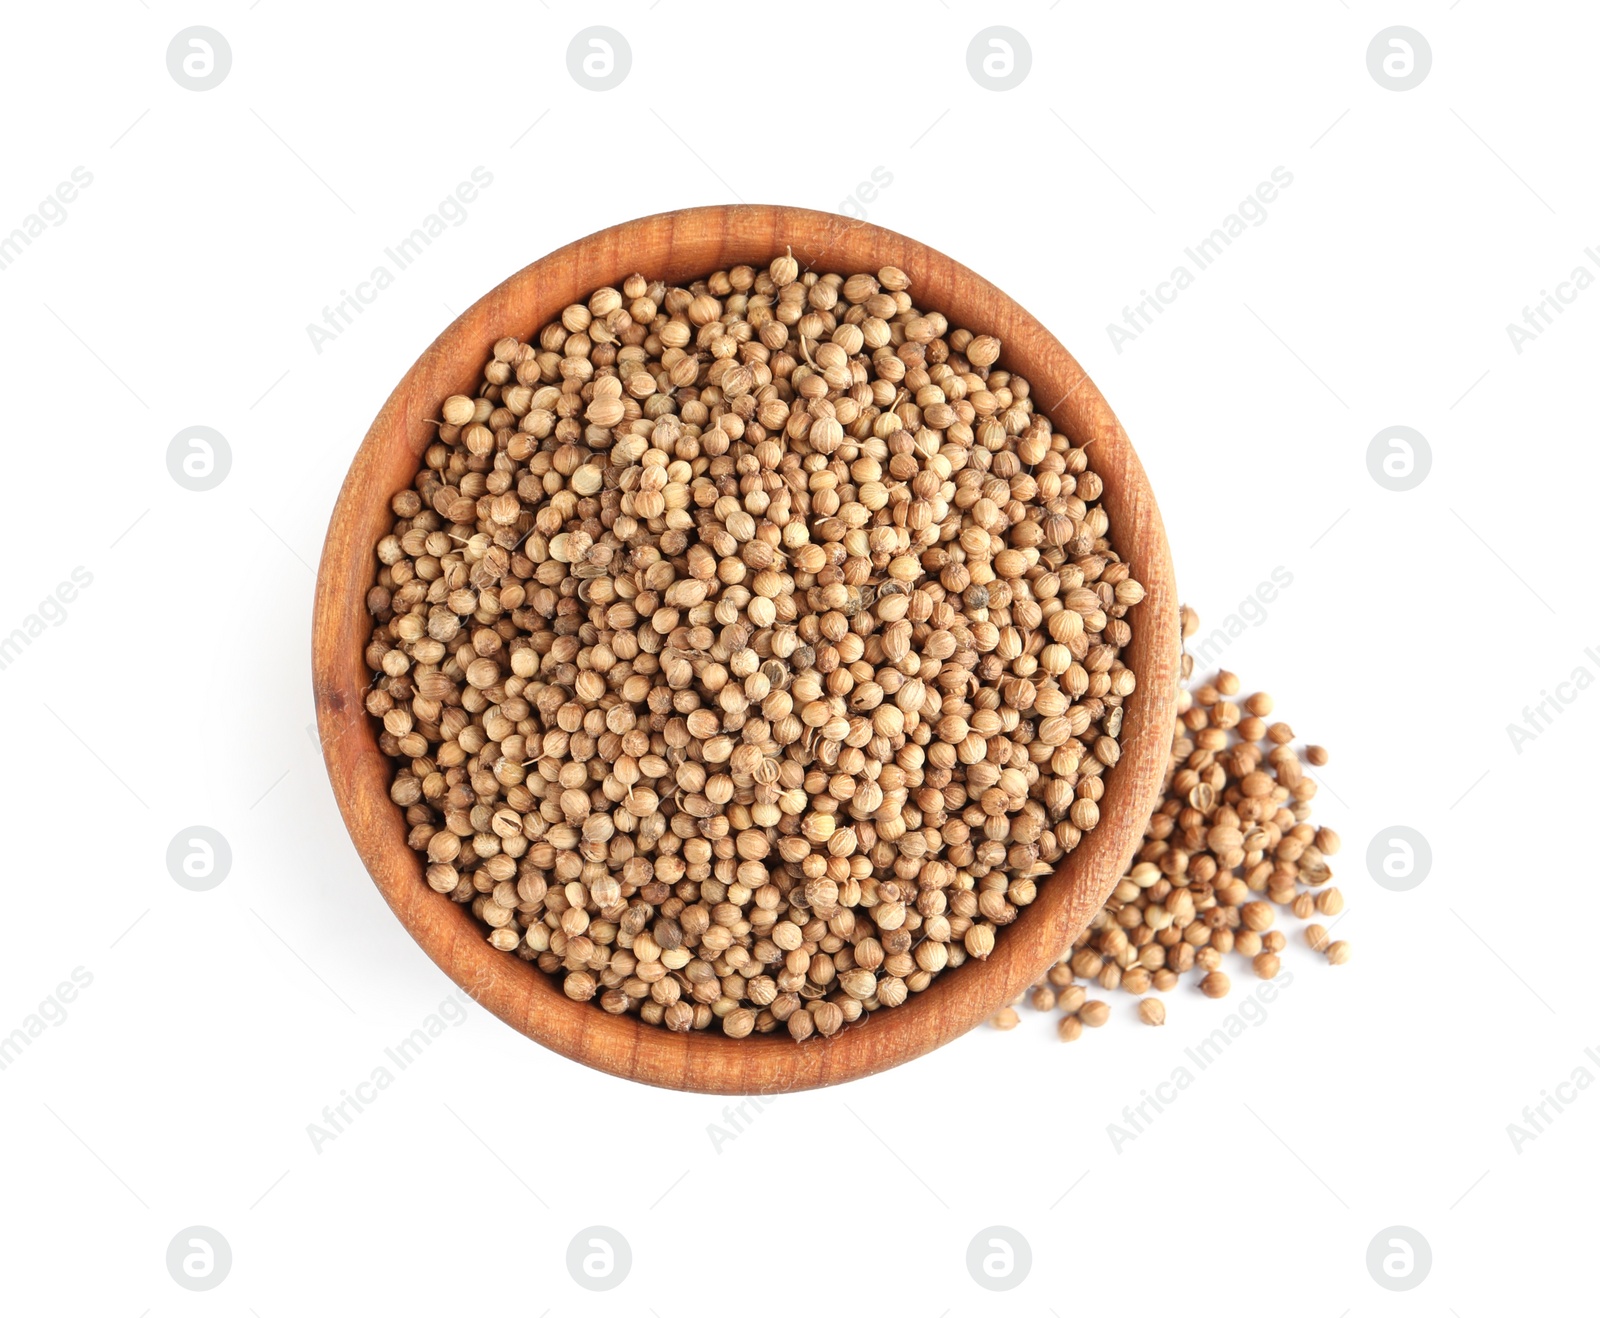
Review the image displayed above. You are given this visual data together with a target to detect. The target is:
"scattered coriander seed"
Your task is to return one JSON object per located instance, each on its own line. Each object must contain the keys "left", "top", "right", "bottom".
{"left": 1241, "top": 901, "right": 1276, "bottom": 932}
{"left": 1080, "top": 1000, "right": 1111, "bottom": 1027}
{"left": 1137, "top": 997, "right": 1165, "bottom": 1026}
{"left": 1010, "top": 618, "right": 1345, "bottom": 1040}
{"left": 1057, "top": 1014, "right": 1083, "bottom": 1042}
{"left": 368, "top": 258, "right": 1143, "bottom": 1040}
{"left": 1199, "top": 970, "right": 1231, "bottom": 999}
{"left": 1325, "top": 940, "right": 1352, "bottom": 966}
{"left": 992, "top": 1006, "right": 1021, "bottom": 1030}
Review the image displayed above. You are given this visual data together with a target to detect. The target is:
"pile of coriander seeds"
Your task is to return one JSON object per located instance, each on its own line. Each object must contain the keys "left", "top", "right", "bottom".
{"left": 992, "top": 605, "right": 1349, "bottom": 1040}
{"left": 363, "top": 253, "right": 1144, "bottom": 1039}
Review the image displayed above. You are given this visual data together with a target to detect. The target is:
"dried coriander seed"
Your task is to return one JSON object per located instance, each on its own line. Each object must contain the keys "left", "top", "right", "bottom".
{"left": 367, "top": 256, "right": 1144, "bottom": 1040}
{"left": 1010, "top": 616, "right": 1345, "bottom": 1042}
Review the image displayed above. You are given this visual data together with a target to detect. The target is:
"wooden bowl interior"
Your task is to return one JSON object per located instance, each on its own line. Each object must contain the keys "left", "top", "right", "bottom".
{"left": 313, "top": 205, "right": 1178, "bottom": 1093}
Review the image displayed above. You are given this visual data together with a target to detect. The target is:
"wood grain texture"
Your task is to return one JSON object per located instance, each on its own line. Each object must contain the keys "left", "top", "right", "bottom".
{"left": 312, "top": 205, "right": 1179, "bottom": 1093}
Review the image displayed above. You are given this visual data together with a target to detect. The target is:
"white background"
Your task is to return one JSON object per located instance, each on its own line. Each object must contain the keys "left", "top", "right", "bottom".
{"left": 1, "top": 2, "right": 1594, "bottom": 1313}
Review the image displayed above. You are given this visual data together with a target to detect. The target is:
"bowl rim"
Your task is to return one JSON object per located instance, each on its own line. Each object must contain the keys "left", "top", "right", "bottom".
{"left": 312, "top": 203, "right": 1179, "bottom": 1093}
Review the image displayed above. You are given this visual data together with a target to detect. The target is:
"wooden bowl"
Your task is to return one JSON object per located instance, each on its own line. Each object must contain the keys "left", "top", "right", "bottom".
{"left": 312, "top": 205, "right": 1179, "bottom": 1093}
